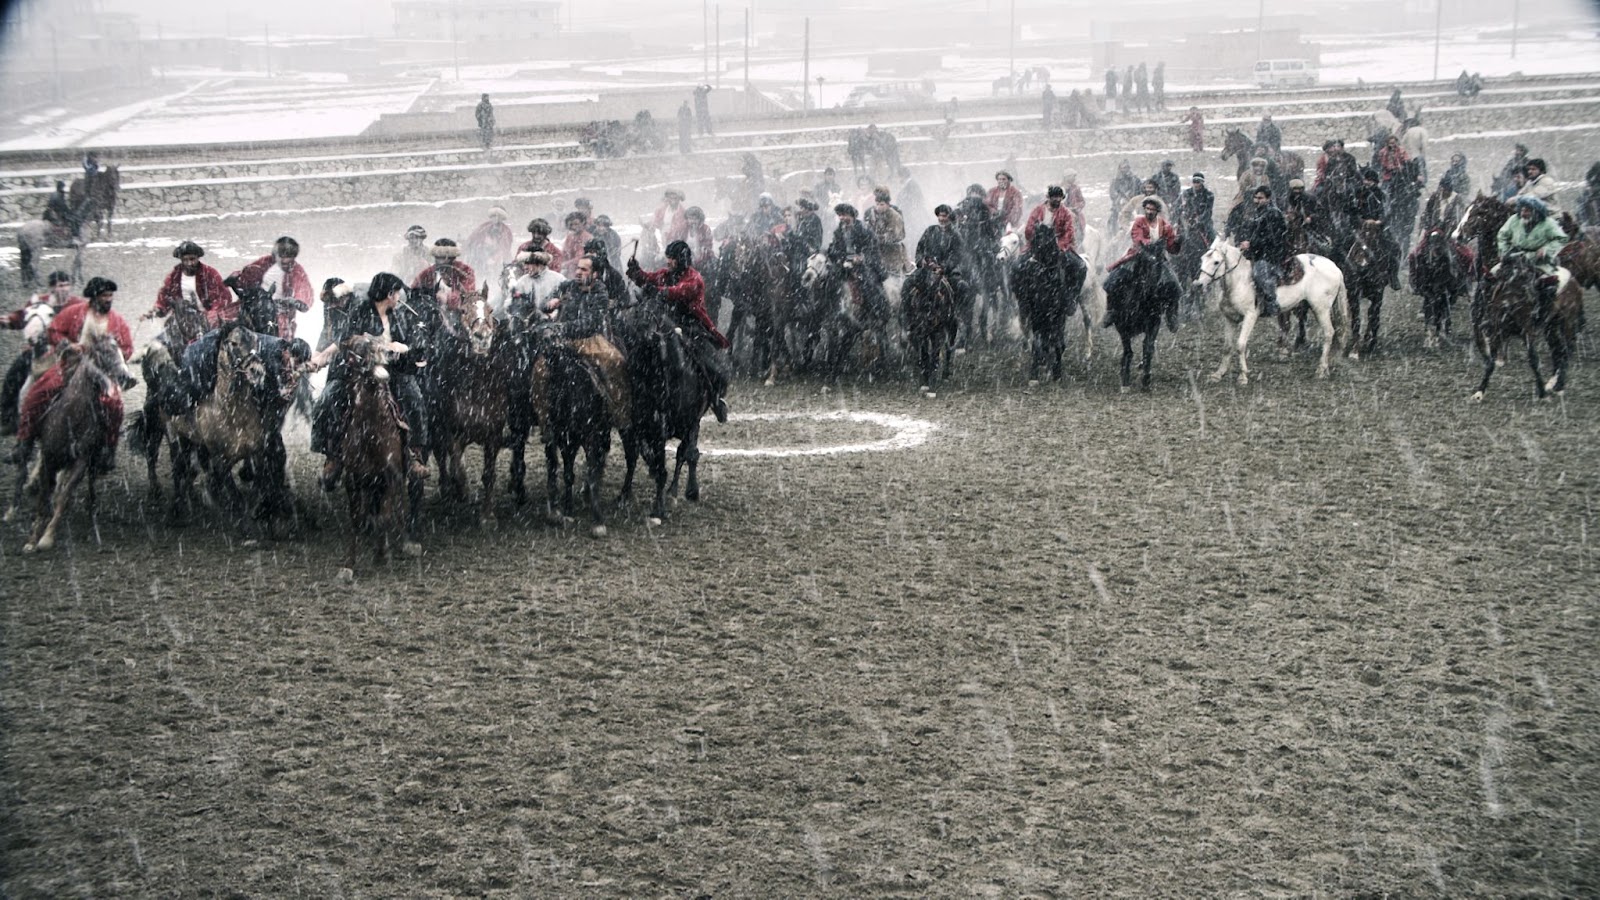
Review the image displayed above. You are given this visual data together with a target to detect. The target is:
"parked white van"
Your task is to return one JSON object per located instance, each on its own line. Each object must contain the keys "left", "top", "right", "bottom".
{"left": 1254, "top": 59, "right": 1318, "bottom": 88}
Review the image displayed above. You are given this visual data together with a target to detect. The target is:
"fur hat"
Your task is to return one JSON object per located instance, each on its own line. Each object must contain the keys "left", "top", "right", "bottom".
{"left": 1141, "top": 196, "right": 1165, "bottom": 213}
{"left": 796, "top": 197, "right": 818, "bottom": 211}
{"left": 995, "top": 170, "right": 1013, "bottom": 182}
{"left": 934, "top": 203, "right": 953, "bottom": 217}
{"left": 871, "top": 187, "right": 890, "bottom": 203}
{"left": 47, "top": 270, "right": 72, "bottom": 287}
{"left": 1526, "top": 158, "right": 1547, "bottom": 174}
{"left": 1192, "top": 172, "right": 1206, "bottom": 182}
{"left": 1253, "top": 185, "right": 1273, "bottom": 198}
{"left": 563, "top": 211, "right": 587, "bottom": 227}
{"left": 273, "top": 236, "right": 300, "bottom": 258}
{"left": 685, "top": 205, "right": 705, "bottom": 220}
{"left": 1288, "top": 178, "right": 1305, "bottom": 189}
{"left": 83, "top": 276, "right": 118, "bottom": 299}
{"left": 834, "top": 203, "right": 858, "bottom": 218}
{"left": 593, "top": 214, "right": 613, "bottom": 228}
{"left": 173, "top": 240, "right": 205, "bottom": 259}
{"left": 1047, "top": 185, "right": 1065, "bottom": 199}
{"left": 405, "top": 225, "right": 427, "bottom": 239}
{"left": 430, "top": 238, "right": 460, "bottom": 259}
{"left": 528, "top": 251, "right": 553, "bottom": 266}
{"left": 664, "top": 188, "right": 686, "bottom": 202}
{"left": 487, "top": 206, "right": 508, "bottom": 221}
{"left": 527, "top": 218, "right": 551, "bottom": 235}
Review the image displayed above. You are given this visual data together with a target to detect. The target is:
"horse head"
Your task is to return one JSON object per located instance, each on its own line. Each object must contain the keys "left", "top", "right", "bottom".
{"left": 1221, "top": 128, "right": 1247, "bottom": 161}
{"left": 463, "top": 295, "right": 499, "bottom": 357}
{"left": 1194, "top": 237, "right": 1239, "bottom": 290}
{"left": 217, "top": 323, "right": 267, "bottom": 392}
{"left": 799, "top": 252, "right": 830, "bottom": 290}
{"left": 997, "top": 230, "right": 1021, "bottom": 263}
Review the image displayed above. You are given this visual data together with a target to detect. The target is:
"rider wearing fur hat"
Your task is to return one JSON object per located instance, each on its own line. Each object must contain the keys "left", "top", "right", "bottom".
{"left": 1026, "top": 186, "right": 1090, "bottom": 313}
{"left": 1106, "top": 196, "right": 1183, "bottom": 331}
{"left": 558, "top": 212, "right": 593, "bottom": 277}
{"left": 15, "top": 276, "right": 136, "bottom": 469}
{"left": 626, "top": 240, "right": 731, "bottom": 423}
{"left": 517, "top": 218, "right": 564, "bottom": 273}
{"left": 464, "top": 207, "right": 515, "bottom": 287}
{"left": 1, "top": 271, "right": 80, "bottom": 436}
{"left": 409, "top": 238, "right": 478, "bottom": 311}
{"left": 149, "top": 240, "right": 228, "bottom": 330}
{"left": 1517, "top": 158, "right": 1562, "bottom": 216}
{"left": 393, "top": 225, "right": 431, "bottom": 277}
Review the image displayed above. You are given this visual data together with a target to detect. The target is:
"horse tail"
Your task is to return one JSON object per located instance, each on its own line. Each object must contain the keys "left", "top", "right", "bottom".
{"left": 1329, "top": 270, "right": 1352, "bottom": 355}
{"left": 127, "top": 408, "right": 161, "bottom": 455}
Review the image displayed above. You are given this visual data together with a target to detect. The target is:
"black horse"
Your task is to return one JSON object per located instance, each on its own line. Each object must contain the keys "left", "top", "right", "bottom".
{"left": 901, "top": 261, "right": 959, "bottom": 392}
{"left": 611, "top": 293, "right": 713, "bottom": 521}
{"left": 1103, "top": 241, "right": 1181, "bottom": 390}
{"left": 1410, "top": 227, "right": 1464, "bottom": 347}
{"left": 531, "top": 331, "right": 612, "bottom": 535}
{"left": 1343, "top": 221, "right": 1394, "bottom": 358}
{"left": 1012, "top": 227, "right": 1078, "bottom": 383}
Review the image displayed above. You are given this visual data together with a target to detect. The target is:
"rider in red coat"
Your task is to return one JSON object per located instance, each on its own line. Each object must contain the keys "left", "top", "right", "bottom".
{"left": 409, "top": 239, "right": 477, "bottom": 311}
{"left": 16, "top": 278, "right": 134, "bottom": 464}
{"left": 1108, "top": 197, "right": 1181, "bottom": 270}
{"left": 986, "top": 171, "right": 1025, "bottom": 233}
{"left": 1024, "top": 188, "right": 1078, "bottom": 254}
{"left": 149, "top": 240, "right": 228, "bottom": 329}
{"left": 235, "top": 236, "right": 313, "bottom": 338}
{"left": 625, "top": 240, "right": 731, "bottom": 422}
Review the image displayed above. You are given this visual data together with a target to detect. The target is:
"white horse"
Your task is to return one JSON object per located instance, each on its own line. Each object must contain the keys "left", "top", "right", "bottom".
{"left": 16, "top": 221, "right": 84, "bottom": 286}
{"left": 1193, "top": 237, "right": 1350, "bottom": 384}
{"left": 999, "top": 226, "right": 1106, "bottom": 361}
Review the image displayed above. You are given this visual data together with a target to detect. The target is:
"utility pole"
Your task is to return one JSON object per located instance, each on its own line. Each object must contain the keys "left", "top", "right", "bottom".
{"left": 744, "top": 7, "right": 750, "bottom": 114}
{"left": 264, "top": 24, "right": 270, "bottom": 78}
{"left": 452, "top": 10, "right": 460, "bottom": 82}
{"left": 1008, "top": 0, "right": 1016, "bottom": 96}
{"left": 703, "top": 0, "right": 709, "bottom": 82}
{"left": 1510, "top": 0, "right": 1520, "bottom": 58}
{"left": 50, "top": 24, "right": 61, "bottom": 102}
{"left": 716, "top": 5, "right": 721, "bottom": 88}
{"left": 1256, "top": 0, "right": 1265, "bottom": 61}
{"left": 803, "top": 17, "right": 810, "bottom": 113}
{"left": 1432, "top": 0, "right": 1443, "bottom": 80}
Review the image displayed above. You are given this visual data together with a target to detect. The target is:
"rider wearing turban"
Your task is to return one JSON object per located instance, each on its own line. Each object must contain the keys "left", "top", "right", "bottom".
{"left": 150, "top": 240, "right": 228, "bottom": 331}
{"left": 626, "top": 240, "right": 730, "bottom": 423}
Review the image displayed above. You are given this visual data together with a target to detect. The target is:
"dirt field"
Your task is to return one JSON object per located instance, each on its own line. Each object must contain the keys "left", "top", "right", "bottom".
{"left": 2, "top": 210, "right": 1599, "bottom": 898}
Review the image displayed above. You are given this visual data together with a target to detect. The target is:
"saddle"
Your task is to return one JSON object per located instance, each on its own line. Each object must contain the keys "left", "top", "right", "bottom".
{"left": 1279, "top": 256, "right": 1306, "bottom": 287}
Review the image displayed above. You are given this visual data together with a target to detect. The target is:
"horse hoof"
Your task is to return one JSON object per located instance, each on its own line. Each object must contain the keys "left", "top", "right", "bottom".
{"left": 35, "top": 535, "right": 53, "bottom": 551}
{"left": 647, "top": 516, "right": 663, "bottom": 527}
{"left": 1206, "top": 373, "right": 1223, "bottom": 384}
{"left": 1027, "top": 379, "right": 1039, "bottom": 388}
{"left": 2, "top": 508, "right": 14, "bottom": 524}
{"left": 1544, "top": 377, "right": 1560, "bottom": 393}
{"left": 336, "top": 567, "right": 355, "bottom": 583}
{"left": 1237, "top": 374, "right": 1249, "bottom": 387}
{"left": 1316, "top": 367, "right": 1330, "bottom": 379}
{"left": 1470, "top": 391, "right": 1485, "bottom": 403}
{"left": 1277, "top": 349, "right": 1290, "bottom": 361}
{"left": 22, "top": 542, "right": 37, "bottom": 554}
{"left": 923, "top": 391, "right": 937, "bottom": 399}
{"left": 401, "top": 541, "right": 422, "bottom": 558}
{"left": 819, "top": 386, "right": 830, "bottom": 395}
{"left": 590, "top": 524, "right": 607, "bottom": 539}
{"left": 763, "top": 378, "right": 776, "bottom": 388}
{"left": 1347, "top": 351, "right": 1360, "bottom": 362}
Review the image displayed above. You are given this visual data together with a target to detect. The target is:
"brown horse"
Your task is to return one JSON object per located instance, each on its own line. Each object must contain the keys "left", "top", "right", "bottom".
{"left": 69, "top": 167, "right": 120, "bottom": 239}
{"left": 435, "top": 295, "right": 516, "bottom": 524}
{"left": 1558, "top": 214, "right": 1600, "bottom": 299}
{"left": 338, "top": 335, "right": 419, "bottom": 578}
{"left": 1220, "top": 129, "right": 1303, "bottom": 183}
{"left": 19, "top": 333, "right": 135, "bottom": 552}
{"left": 1454, "top": 194, "right": 1515, "bottom": 358}
{"left": 1472, "top": 255, "right": 1582, "bottom": 402}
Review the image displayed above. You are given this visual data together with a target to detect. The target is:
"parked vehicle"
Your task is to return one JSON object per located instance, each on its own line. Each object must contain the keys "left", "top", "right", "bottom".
{"left": 841, "top": 80, "right": 937, "bottom": 109}
{"left": 1253, "top": 59, "right": 1318, "bottom": 88}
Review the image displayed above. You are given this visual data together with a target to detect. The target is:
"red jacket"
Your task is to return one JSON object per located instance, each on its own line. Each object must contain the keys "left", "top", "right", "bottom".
{"left": 465, "top": 220, "right": 516, "bottom": 268}
{"left": 236, "top": 254, "right": 313, "bottom": 339}
{"left": 560, "top": 230, "right": 593, "bottom": 276}
{"left": 655, "top": 205, "right": 689, "bottom": 244}
{"left": 47, "top": 301, "right": 134, "bottom": 359}
{"left": 684, "top": 222, "right": 716, "bottom": 265}
{"left": 629, "top": 265, "right": 728, "bottom": 348}
{"left": 987, "top": 185, "right": 1025, "bottom": 231}
{"left": 1109, "top": 215, "right": 1180, "bottom": 270}
{"left": 410, "top": 260, "right": 478, "bottom": 311}
{"left": 3, "top": 293, "right": 79, "bottom": 330}
{"left": 155, "top": 263, "right": 228, "bottom": 319}
{"left": 1024, "top": 202, "right": 1076, "bottom": 254}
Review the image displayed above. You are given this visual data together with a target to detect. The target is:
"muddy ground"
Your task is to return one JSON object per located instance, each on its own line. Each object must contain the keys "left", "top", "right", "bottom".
{"left": 1, "top": 211, "right": 1598, "bottom": 898}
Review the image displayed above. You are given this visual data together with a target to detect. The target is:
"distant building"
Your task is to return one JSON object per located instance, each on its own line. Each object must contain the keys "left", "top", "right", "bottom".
{"left": 392, "top": 0, "right": 560, "bottom": 43}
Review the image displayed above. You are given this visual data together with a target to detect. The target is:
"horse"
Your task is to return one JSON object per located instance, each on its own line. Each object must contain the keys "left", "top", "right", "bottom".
{"left": 611, "top": 293, "right": 713, "bottom": 522}
{"left": 1557, "top": 217, "right": 1600, "bottom": 300}
{"left": 69, "top": 167, "right": 120, "bottom": 239}
{"left": 1103, "top": 240, "right": 1182, "bottom": 390}
{"left": 797, "top": 253, "right": 891, "bottom": 381}
{"left": 127, "top": 292, "right": 220, "bottom": 505}
{"left": 531, "top": 330, "right": 612, "bottom": 536}
{"left": 1410, "top": 227, "right": 1465, "bottom": 348}
{"left": 1194, "top": 239, "right": 1350, "bottom": 385}
{"left": 16, "top": 221, "right": 84, "bottom": 287}
{"left": 17, "top": 333, "right": 136, "bottom": 552}
{"left": 1342, "top": 221, "right": 1394, "bottom": 359}
{"left": 337, "top": 334, "right": 420, "bottom": 577}
{"left": 1471, "top": 255, "right": 1583, "bottom": 402}
{"left": 901, "top": 261, "right": 959, "bottom": 393}
{"left": 1010, "top": 227, "right": 1078, "bottom": 383}
{"left": 722, "top": 233, "right": 793, "bottom": 382}
{"left": 433, "top": 295, "right": 516, "bottom": 524}
{"left": 1389, "top": 161, "right": 1425, "bottom": 255}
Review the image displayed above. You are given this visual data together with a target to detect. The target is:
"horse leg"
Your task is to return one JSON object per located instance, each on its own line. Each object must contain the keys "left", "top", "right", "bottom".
{"left": 681, "top": 427, "right": 702, "bottom": 502}
{"left": 584, "top": 439, "right": 607, "bottom": 536}
{"left": 1347, "top": 291, "right": 1364, "bottom": 359}
{"left": 646, "top": 437, "right": 668, "bottom": 523}
{"left": 1235, "top": 314, "right": 1256, "bottom": 386}
{"left": 24, "top": 464, "right": 60, "bottom": 552}
{"left": 1119, "top": 331, "right": 1134, "bottom": 390}
{"left": 35, "top": 460, "right": 86, "bottom": 552}
{"left": 615, "top": 433, "right": 638, "bottom": 507}
{"left": 1210, "top": 317, "right": 1236, "bottom": 383}
{"left": 1313, "top": 303, "right": 1337, "bottom": 378}
{"left": 5, "top": 442, "right": 33, "bottom": 524}
{"left": 1364, "top": 290, "right": 1383, "bottom": 354}
{"left": 1471, "top": 337, "right": 1499, "bottom": 401}
{"left": 1526, "top": 336, "right": 1547, "bottom": 400}
{"left": 1140, "top": 328, "right": 1158, "bottom": 391}
{"left": 18, "top": 239, "right": 34, "bottom": 285}
{"left": 561, "top": 445, "right": 578, "bottom": 518}
{"left": 543, "top": 441, "right": 561, "bottom": 523}
{"left": 479, "top": 442, "right": 499, "bottom": 525}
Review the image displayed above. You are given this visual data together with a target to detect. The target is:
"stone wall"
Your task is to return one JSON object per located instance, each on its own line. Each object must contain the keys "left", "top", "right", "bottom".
{"left": 2, "top": 85, "right": 1596, "bottom": 226}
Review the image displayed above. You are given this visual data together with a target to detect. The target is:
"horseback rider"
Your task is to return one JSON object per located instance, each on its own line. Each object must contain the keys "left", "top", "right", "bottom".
{"left": 908, "top": 204, "right": 971, "bottom": 320}
{"left": 987, "top": 171, "right": 1025, "bottom": 234}
{"left": 682, "top": 206, "right": 716, "bottom": 266}
{"left": 654, "top": 189, "right": 689, "bottom": 245}
{"left": 409, "top": 238, "right": 477, "bottom": 312}
{"left": 1235, "top": 187, "right": 1289, "bottom": 317}
{"left": 517, "top": 218, "right": 564, "bottom": 272}
{"left": 532, "top": 254, "right": 631, "bottom": 432}
{"left": 164, "top": 324, "right": 311, "bottom": 417}
{"left": 317, "top": 278, "right": 354, "bottom": 353}
{"left": 791, "top": 197, "right": 825, "bottom": 255}
{"left": 1, "top": 271, "right": 79, "bottom": 436}
{"left": 393, "top": 225, "right": 431, "bottom": 276}
{"left": 559, "top": 212, "right": 593, "bottom": 277}
{"left": 1410, "top": 176, "right": 1473, "bottom": 289}
{"left": 14, "top": 276, "right": 136, "bottom": 470}
{"left": 1150, "top": 160, "right": 1182, "bottom": 214}
{"left": 1177, "top": 173, "right": 1216, "bottom": 245}
{"left": 584, "top": 238, "right": 631, "bottom": 308}
{"left": 1108, "top": 161, "right": 1142, "bottom": 232}
{"left": 590, "top": 214, "right": 623, "bottom": 263}
{"left": 1060, "top": 171, "right": 1087, "bottom": 250}
{"left": 234, "top": 236, "right": 313, "bottom": 338}
{"left": 825, "top": 203, "right": 893, "bottom": 327}
{"left": 1105, "top": 196, "right": 1183, "bottom": 331}
{"left": 43, "top": 181, "right": 74, "bottom": 238}
{"left": 146, "top": 241, "right": 229, "bottom": 333}
{"left": 1256, "top": 114, "right": 1282, "bottom": 153}
{"left": 308, "top": 273, "right": 431, "bottom": 487}
{"left": 865, "top": 187, "right": 909, "bottom": 275}
{"left": 1026, "top": 185, "right": 1090, "bottom": 309}
{"left": 1490, "top": 195, "right": 1567, "bottom": 315}
{"left": 748, "top": 193, "right": 786, "bottom": 237}
{"left": 625, "top": 240, "right": 731, "bottom": 423}
{"left": 1518, "top": 158, "right": 1562, "bottom": 216}
{"left": 1493, "top": 144, "right": 1529, "bottom": 201}
{"left": 463, "top": 206, "right": 515, "bottom": 290}
{"left": 1354, "top": 168, "right": 1404, "bottom": 291}
{"left": 1283, "top": 180, "right": 1327, "bottom": 254}
{"left": 507, "top": 251, "right": 566, "bottom": 322}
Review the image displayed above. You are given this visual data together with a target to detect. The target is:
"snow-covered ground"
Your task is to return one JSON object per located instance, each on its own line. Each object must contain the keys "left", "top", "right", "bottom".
{"left": 0, "top": 27, "right": 1595, "bottom": 151}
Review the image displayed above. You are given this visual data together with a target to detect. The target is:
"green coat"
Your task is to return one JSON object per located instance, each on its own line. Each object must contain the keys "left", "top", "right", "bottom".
{"left": 1496, "top": 214, "right": 1568, "bottom": 273}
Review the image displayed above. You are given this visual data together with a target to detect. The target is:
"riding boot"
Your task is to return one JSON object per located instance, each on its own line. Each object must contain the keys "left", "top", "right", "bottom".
{"left": 1, "top": 351, "right": 29, "bottom": 436}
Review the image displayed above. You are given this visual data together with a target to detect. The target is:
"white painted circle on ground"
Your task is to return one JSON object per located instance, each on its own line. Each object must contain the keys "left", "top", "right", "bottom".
{"left": 697, "top": 410, "right": 938, "bottom": 458}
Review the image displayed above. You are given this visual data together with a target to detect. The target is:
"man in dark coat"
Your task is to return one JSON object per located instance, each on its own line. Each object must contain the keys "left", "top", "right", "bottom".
{"left": 1151, "top": 160, "right": 1182, "bottom": 212}
{"left": 1107, "top": 161, "right": 1142, "bottom": 233}
{"left": 1177, "top": 173, "right": 1216, "bottom": 245}
{"left": 1255, "top": 114, "right": 1281, "bottom": 153}
{"left": 1235, "top": 187, "right": 1289, "bottom": 315}
{"left": 1041, "top": 84, "right": 1056, "bottom": 129}
{"left": 474, "top": 94, "right": 495, "bottom": 150}
{"left": 1354, "top": 168, "right": 1404, "bottom": 290}
{"left": 825, "top": 203, "right": 891, "bottom": 323}
{"left": 626, "top": 240, "right": 730, "bottom": 422}
{"left": 677, "top": 101, "right": 693, "bottom": 154}
{"left": 1134, "top": 63, "right": 1150, "bottom": 113}
{"left": 693, "top": 85, "right": 714, "bottom": 136}
{"left": 1103, "top": 67, "right": 1118, "bottom": 111}
{"left": 907, "top": 204, "right": 971, "bottom": 320}
{"left": 1152, "top": 62, "right": 1166, "bottom": 110}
